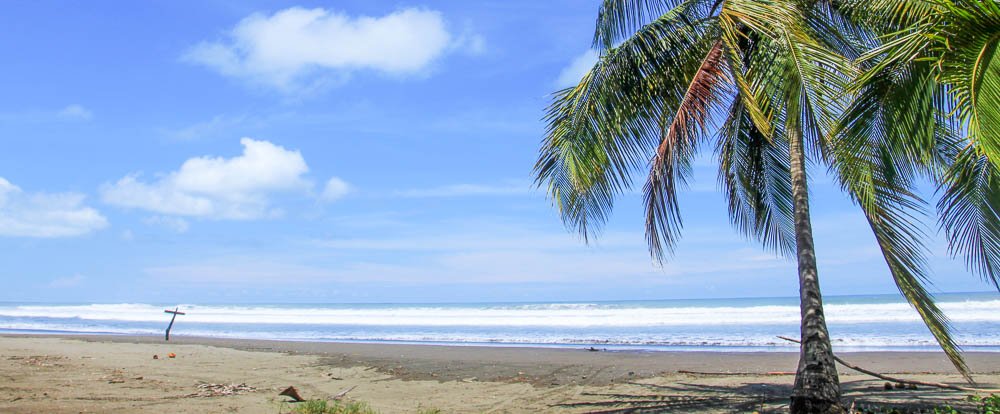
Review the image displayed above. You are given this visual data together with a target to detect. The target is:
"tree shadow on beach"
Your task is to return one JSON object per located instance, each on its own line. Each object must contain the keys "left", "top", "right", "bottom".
{"left": 550, "top": 381, "right": 791, "bottom": 413}
{"left": 550, "top": 378, "right": 981, "bottom": 413}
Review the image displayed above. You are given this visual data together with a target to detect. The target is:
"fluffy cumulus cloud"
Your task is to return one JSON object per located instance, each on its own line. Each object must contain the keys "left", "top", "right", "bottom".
{"left": 556, "top": 49, "right": 599, "bottom": 87}
{"left": 184, "top": 7, "right": 477, "bottom": 91}
{"left": 0, "top": 178, "right": 108, "bottom": 238}
{"left": 321, "top": 177, "right": 351, "bottom": 202}
{"left": 101, "top": 138, "right": 313, "bottom": 220}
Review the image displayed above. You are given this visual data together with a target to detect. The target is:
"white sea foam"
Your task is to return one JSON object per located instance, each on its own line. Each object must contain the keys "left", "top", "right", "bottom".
{"left": 1, "top": 299, "right": 999, "bottom": 327}
{"left": 4, "top": 323, "right": 999, "bottom": 349}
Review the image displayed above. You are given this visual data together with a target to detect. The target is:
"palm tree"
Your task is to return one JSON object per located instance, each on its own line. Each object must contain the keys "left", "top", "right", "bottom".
{"left": 534, "top": 0, "right": 996, "bottom": 411}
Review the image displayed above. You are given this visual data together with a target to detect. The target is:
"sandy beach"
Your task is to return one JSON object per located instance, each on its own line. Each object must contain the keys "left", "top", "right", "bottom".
{"left": 1, "top": 334, "right": 998, "bottom": 413}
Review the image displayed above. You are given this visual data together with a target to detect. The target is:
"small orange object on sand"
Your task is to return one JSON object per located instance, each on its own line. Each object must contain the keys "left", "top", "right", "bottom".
{"left": 167, "top": 353, "right": 176, "bottom": 358}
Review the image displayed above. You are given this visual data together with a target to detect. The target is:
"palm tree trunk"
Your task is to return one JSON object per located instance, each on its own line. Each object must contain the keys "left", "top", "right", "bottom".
{"left": 787, "top": 127, "right": 842, "bottom": 413}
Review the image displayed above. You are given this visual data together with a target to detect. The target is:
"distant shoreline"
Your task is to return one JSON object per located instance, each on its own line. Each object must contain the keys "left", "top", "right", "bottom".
{"left": 6, "top": 330, "right": 1000, "bottom": 354}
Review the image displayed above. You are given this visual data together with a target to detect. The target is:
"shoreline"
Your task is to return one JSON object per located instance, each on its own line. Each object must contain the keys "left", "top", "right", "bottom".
{"left": 3, "top": 334, "right": 999, "bottom": 413}
{"left": 7, "top": 330, "right": 1000, "bottom": 354}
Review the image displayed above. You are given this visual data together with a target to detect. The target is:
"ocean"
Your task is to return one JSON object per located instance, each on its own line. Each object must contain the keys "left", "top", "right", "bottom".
{"left": 2, "top": 292, "right": 998, "bottom": 352}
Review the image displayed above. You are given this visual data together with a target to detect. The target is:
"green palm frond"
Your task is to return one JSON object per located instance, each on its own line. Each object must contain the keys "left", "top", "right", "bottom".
{"left": 831, "top": 112, "right": 972, "bottom": 382}
{"left": 717, "top": 100, "right": 795, "bottom": 256}
{"left": 836, "top": 0, "right": 941, "bottom": 32}
{"left": 935, "top": 0, "right": 1000, "bottom": 166}
{"left": 807, "top": 1, "right": 879, "bottom": 62}
{"left": 645, "top": 40, "right": 733, "bottom": 260}
{"left": 841, "top": 61, "right": 941, "bottom": 173}
{"left": 535, "top": 3, "right": 717, "bottom": 243}
{"left": 719, "top": 2, "right": 780, "bottom": 138}
{"left": 720, "top": 0, "right": 853, "bottom": 152}
{"left": 593, "top": 0, "right": 714, "bottom": 50}
{"left": 939, "top": 147, "right": 1000, "bottom": 290}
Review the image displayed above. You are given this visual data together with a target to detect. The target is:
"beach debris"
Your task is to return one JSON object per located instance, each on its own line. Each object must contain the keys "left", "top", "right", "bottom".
{"left": 331, "top": 385, "right": 356, "bottom": 400}
{"left": 883, "top": 382, "right": 893, "bottom": 391}
{"left": 279, "top": 386, "right": 305, "bottom": 402}
{"left": 678, "top": 369, "right": 793, "bottom": 376}
{"left": 777, "top": 335, "right": 1000, "bottom": 393}
{"left": 168, "top": 352, "right": 177, "bottom": 358}
{"left": 587, "top": 347, "right": 600, "bottom": 352}
{"left": 163, "top": 307, "right": 186, "bottom": 341}
{"left": 152, "top": 354, "right": 159, "bottom": 360}
{"left": 195, "top": 382, "right": 257, "bottom": 397}
{"left": 103, "top": 368, "right": 128, "bottom": 384}
{"left": 9, "top": 355, "right": 64, "bottom": 367}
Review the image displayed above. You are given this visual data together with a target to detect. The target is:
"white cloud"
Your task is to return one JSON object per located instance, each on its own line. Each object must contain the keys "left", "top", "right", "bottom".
{"left": 143, "top": 216, "right": 190, "bottom": 233}
{"left": 393, "top": 183, "right": 532, "bottom": 198}
{"left": 101, "top": 138, "right": 310, "bottom": 220}
{"left": 184, "top": 7, "right": 478, "bottom": 91}
{"left": 58, "top": 104, "right": 93, "bottom": 121}
{"left": 0, "top": 178, "right": 108, "bottom": 238}
{"left": 0, "top": 105, "right": 94, "bottom": 123}
{"left": 165, "top": 115, "right": 249, "bottom": 141}
{"left": 321, "top": 177, "right": 351, "bottom": 202}
{"left": 49, "top": 274, "right": 85, "bottom": 288}
{"left": 556, "top": 49, "right": 599, "bottom": 88}
{"left": 146, "top": 226, "right": 789, "bottom": 286}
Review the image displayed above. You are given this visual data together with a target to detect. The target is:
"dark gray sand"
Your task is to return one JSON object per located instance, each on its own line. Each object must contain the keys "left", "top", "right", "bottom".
{"left": 35, "top": 334, "right": 1000, "bottom": 386}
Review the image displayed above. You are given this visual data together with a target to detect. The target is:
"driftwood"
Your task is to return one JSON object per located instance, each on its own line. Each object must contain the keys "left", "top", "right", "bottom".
{"left": 331, "top": 385, "right": 357, "bottom": 400}
{"left": 678, "top": 370, "right": 795, "bottom": 376}
{"left": 279, "top": 384, "right": 356, "bottom": 403}
{"left": 776, "top": 336, "right": 1000, "bottom": 393}
{"left": 279, "top": 386, "right": 305, "bottom": 402}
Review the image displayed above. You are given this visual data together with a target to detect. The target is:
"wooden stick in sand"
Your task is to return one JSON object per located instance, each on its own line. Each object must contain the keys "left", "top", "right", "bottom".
{"left": 163, "top": 307, "right": 185, "bottom": 341}
{"left": 331, "top": 385, "right": 356, "bottom": 400}
{"left": 776, "top": 335, "right": 1000, "bottom": 393}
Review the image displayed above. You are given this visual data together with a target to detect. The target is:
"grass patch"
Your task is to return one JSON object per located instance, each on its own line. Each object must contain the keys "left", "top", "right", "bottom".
{"left": 290, "top": 400, "right": 377, "bottom": 414}
{"left": 285, "top": 399, "right": 444, "bottom": 414}
{"left": 852, "top": 394, "right": 1000, "bottom": 414}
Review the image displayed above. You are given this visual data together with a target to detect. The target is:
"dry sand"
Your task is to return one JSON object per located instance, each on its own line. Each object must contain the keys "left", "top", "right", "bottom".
{"left": 1, "top": 334, "right": 998, "bottom": 413}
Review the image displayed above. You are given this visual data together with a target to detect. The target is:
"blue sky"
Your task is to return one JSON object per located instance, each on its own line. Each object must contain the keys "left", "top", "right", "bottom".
{"left": 0, "top": 1, "right": 993, "bottom": 303}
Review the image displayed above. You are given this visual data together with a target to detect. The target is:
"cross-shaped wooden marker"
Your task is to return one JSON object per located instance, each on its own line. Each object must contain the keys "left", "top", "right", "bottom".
{"left": 163, "top": 307, "right": 186, "bottom": 341}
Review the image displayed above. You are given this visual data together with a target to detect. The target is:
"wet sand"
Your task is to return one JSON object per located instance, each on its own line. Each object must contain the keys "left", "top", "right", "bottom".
{"left": 2, "top": 334, "right": 998, "bottom": 413}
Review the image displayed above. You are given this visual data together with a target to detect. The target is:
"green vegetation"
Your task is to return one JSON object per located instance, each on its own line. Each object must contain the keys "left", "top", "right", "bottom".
{"left": 937, "top": 394, "right": 1000, "bottom": 414}
{"left": 285, "top": 400, "right": 442, "bottom": 414}
{"left": 289, "top": 400, "right": 378, "bottom": 414}
{"left": 535, "top": 0, "right": 1000, "bottom": 411}
{"left": 851, "top": 394, "right": 1000, "bottom": 413}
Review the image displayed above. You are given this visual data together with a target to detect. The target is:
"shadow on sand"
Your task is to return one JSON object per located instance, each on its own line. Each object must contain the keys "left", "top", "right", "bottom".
{"left": 550, "top": 379, "right": 982, "bottom": 413}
